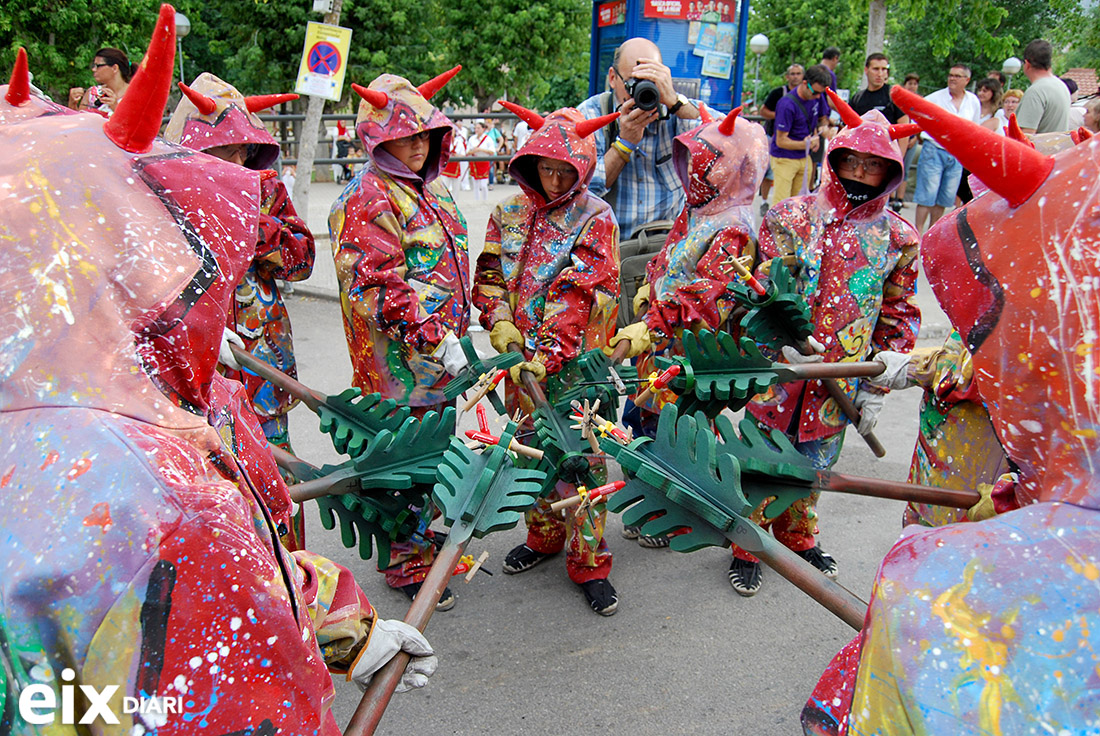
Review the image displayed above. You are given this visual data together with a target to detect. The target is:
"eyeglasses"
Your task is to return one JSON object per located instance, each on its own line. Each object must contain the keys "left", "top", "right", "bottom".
{"left": 537, "top": 164, "right": 577, "bottom": 179}
{"left": 90, "top": 62, "right": 109, "bottom": 70}
{"left": 389, "top": 131, "right": 432, "bottom": 146}
{"left": 947, "top": 73, "right": 970, "bottom": 79}
{"left": 835, "top": 154, "right": 889, "bottom": 174}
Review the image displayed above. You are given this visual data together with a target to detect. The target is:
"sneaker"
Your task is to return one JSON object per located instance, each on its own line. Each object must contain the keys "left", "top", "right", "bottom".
{"left": 620, "top": 525, "right": 641, "bottom": 540}
{"left": 636, "top": 533, "right": 671, "bottom": 548}
{"left": 759, "top": 201, "right": 770, "bottom": 217}
{"left": 501, "top": 544, "right": 555, "bottom": 574}
{"left": 728, "top": 558, "right": 762, "bottom": 596}
{"left": 888, "top": 198, "right": 904, "bottom": 213}
{"left": 796, "top": 545, "right": 838, "bottom": 579}
{"left": 399, "top": 581, "right": 456, "bottom": 611}
{"left": 580, "top": 579, "right": 618, "bottom": 616}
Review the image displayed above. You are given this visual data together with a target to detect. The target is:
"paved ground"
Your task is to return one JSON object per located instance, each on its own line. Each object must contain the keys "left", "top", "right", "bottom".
{"left": 281, "top": 180, "right": 947, "bottom": 735}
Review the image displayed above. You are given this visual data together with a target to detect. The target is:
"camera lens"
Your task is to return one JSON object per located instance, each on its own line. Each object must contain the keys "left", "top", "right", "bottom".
{"left": 629, "top": 79, "right": 660, "bottom": 111}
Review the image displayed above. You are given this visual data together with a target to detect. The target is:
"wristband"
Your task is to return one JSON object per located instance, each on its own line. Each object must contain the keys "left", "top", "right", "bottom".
{"left": 611, "top": 140, "right": 633, "bottom": 160}
{"left": 615, "top": 136, "right": 637, "bottom": 152}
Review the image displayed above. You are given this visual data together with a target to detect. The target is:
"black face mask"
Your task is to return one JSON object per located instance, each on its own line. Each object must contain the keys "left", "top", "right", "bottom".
{"left": 839, "top": 177, "right": 885, "bottom": 205}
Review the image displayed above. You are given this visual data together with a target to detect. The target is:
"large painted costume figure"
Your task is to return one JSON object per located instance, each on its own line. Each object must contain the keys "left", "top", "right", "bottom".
{"left": 164, "top": 73, "right": 314, "bottom": 456}
{"left": 0, "top": 20, "right": 429, "bottom": 733}
{"left": 473, "top": 102, "right": 622, "bottom": 614}
{"left": 329, "top": 69, "right": 470, "bottom": 409}
{"left": 731, "top": 105, "right": 921, "bottom": 576}
{"left": 627, "top": 106, "right": 769, "bottom": 423}
{"left": 328, "top": 68, "right": 469, "bottom": 595}
{"left": 802, "top": 86, "right": 1100, "bottom": 736}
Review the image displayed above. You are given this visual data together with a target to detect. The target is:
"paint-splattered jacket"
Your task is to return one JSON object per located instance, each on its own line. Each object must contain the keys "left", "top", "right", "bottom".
{"left": 164, "top": 73, "right": 316, "bottom": 422}
{"left": 635, "top": 113, "right": 770, "bottom": 413}
{"left": 329, "top": 74, "right": 469, "bottom": 407}
{"left": 903, "top": 329, "right": 1012, "bottom": 527}
{"left": 0, "top": 110, "right": 372, "bottom": 734}
{"left": 748, "top": 111, "right": 921, "bottom": 442}
{"left": 473, "top": 108, "right": 620, "bottom": 375}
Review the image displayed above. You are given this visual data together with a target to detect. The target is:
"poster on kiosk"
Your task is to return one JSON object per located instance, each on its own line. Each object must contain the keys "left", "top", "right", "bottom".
{"left": 588, "top": 0, "right": 751, "bottom": 111}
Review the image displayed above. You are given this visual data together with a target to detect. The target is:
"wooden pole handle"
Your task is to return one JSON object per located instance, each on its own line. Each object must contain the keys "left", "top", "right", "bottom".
{"left": 817, "top": 471, "right": 981, "bottom": 509}
{"left": 345, "top": 540, "right": 465, "bottom": 736}
{"left": 507, "top": 343, "right": 550, "bottom": 409}
{"left": 230, "top": 344, "right": 326, "bottom": 413}
{"left": 792, "top": 340, "right": 886, "bottom": 458}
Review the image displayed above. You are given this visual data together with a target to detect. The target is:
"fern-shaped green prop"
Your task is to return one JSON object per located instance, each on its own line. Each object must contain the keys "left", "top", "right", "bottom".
{"left": 547, "top": 348, "right": 637, "bottom": 417}
{"left": 315, "top": 470, "right": 427, "bottom": 569}
{"left": 316, "top": 389, "right": 410, "bottom": 458}
{"left": 656, "top": 329, "right": 786, "bottom": 417}
{"left": 728, "top": 257, "right": 814, "bottom": 352}
{"left": 433, "top": 420, "right": 547, "bottom": 543}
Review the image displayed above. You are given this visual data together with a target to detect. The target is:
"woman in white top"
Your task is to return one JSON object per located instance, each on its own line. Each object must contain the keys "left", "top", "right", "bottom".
{"left": 67, "top": 48, "right": 134, "bottom": 116}
{"left": 975, "top": 77, "right": 1007, "bottom": 135}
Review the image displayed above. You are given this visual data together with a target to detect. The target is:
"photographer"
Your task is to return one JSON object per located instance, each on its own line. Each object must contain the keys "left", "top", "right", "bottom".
{"left": 578, "top": 38, "right": 701, "bottom": 239}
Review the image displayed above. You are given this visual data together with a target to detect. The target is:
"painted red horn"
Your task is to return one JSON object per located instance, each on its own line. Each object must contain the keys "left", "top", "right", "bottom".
{"left": 177, "top": 82, "right": 216, "bottom": 115}
{"left": 245, "top": 93, "right": 299, "bottom": 113}
{"left": 888, "top": 123, "right": 921, "bottom": 140}
{"left": 352, "top": 83, "right": 389, "bottom": 109}
{"left": 717, "top": 105, "right": 743, "bottom": 136}
{"left": 5, "top": 47, "right": 29, "bottom": 106}
{"left": 418, "top": 65, "right": 461, "bottom": 100}
{"left": 1071, "top": 126, "right": 1093, "bottom": 145}
{"left": 890, "top": 85, "right": 1053, "bottom": 208}
{"left": 698, "top": 104, "right": 714, "bottom": 124}
{"left": 498, "top": 100, "right": 545, "bottom": 130}
{"left": 826, "top": 88, "right": 862, "bottom": 128}
{"left": 575, "top": 111, "right": 620, "bottom": 139}
{"left": 1004, "top": 113, "right": 1034, "bottom": 148}
{"left": 104, "top": 4, "right": 176, "bottom": 153}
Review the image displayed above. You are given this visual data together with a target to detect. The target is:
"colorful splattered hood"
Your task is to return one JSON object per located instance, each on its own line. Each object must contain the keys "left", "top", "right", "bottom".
{"left": 1, "top": 85, "right": 260, "bottom": 428}
{"left": 672, "top": 108, "right": 769, "bottom": 215}
{"left": 508, "top": 107, "right": 602, "bottom": 208}
{"left": 818, "top": 108, "right": 905, "bottom": 221}
{"left": 164, "top": 71, "right": 289, "bottom": 170}
{"left": 891, "top": 84, "right": 1100, "bottom": 509}
{"left": 353, "top": 69, "right": 458, "bottom": 183}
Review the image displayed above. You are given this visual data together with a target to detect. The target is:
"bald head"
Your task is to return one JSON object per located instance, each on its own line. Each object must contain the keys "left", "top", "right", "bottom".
{"left": 613, "top": 38, "right": 662, "bottom": 75}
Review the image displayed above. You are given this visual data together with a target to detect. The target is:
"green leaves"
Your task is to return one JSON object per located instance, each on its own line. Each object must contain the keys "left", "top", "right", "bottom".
{"left": 603, "top": 405, "right": 816, "bottom": 554}
{"left": 433, "top": 421, "right": 546, "bottom": 543}
{"left": 729, "top": 257, "right": 814, "bottom": 354}
{"left": 656, "top": 330, "right": 781, "bottom": 418}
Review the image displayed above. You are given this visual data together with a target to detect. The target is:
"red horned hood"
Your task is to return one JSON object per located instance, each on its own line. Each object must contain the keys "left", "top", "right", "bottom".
{"left": 818, "top": 109, "right": 905, "bottom": 220}
{"left": 164, "top": 72, "right": 282, "bottom": 170}
{"left": 354, "top": 73, "right": 455, "bottom": 183}
{"left": 509, "top": 107, "right": 600, "bottom": 208}
{"left": 672, "top": 114, "right": 769, "bottom": 215}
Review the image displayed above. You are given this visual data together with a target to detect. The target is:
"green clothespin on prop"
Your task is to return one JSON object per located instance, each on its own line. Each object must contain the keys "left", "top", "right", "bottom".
{"left": 348, "top": 420, "right": 545, "bottom": 735}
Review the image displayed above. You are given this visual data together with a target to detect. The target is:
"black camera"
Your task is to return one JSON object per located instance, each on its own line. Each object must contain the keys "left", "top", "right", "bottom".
{"left": 623, "top": 77, "right": 660, "bottom": 111}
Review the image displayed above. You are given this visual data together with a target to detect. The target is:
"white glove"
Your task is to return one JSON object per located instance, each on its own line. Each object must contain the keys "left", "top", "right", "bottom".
{"left": 867, "top": 350, "right": 913, "bottom": 390}
{"left": 852, "top": 389, "right": 886, "bottom": 436}
{"left": 433, "top": 332, "right": 469, "bottom": 377}
{"left": 349, "top": 618, "right": 438, "bottom": 693}
{"left": 781, "top": 342, "right": 824, "bottom": 365}
{"left": 218, "top": 328, "right": 245, "bottom": 371}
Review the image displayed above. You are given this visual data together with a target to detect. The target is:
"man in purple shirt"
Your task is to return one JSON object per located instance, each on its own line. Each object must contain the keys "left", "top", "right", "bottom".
{"left": 769, "top": 63, "right": 831, "bottom": 204}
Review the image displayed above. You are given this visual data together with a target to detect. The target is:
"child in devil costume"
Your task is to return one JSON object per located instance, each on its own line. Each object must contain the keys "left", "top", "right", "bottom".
{"left": 728, "top": 92, "right": 921, "bottom": 597}
{"left": 606, "top": 105, "right": 770, "bottom": 547}
{"left": 164, "top": 74, "right": 314, "bottom": 474}
{"left": 801, "top": 83, "right": 1100, "bottom": 736}
{"left": 0, "top": 28, "right": 433, "bottom": 735}
{"left": 473, "top": 102, "right": 622, "bottom": 616}
{"left": 329, "top": 67, "right": 470, "bottom": 610}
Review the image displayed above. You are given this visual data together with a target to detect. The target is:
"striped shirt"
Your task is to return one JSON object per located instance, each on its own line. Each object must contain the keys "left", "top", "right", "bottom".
{"left": 578, "top": 93, "right": 701, "bottom": 239}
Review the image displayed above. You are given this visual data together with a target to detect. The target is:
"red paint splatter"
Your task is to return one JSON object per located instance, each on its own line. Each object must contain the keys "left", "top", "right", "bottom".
{"left": 83, "top": 503, "right": 113, "bottom": 532}
{"left": 39, "top": 450, "right": 59, "bottom": 470}
{"left": 67, "top": 458, "right": 93, "bottom": 480}
{"left": 0, "top": 466, "right": 14, "bottom": 487}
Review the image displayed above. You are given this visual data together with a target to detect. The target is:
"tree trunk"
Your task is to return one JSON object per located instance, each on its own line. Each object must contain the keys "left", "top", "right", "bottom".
{"left": 866, "top": 0, "right": 886, "bottom": 57}
{"left": 292, "top": 0, "right": 345, "bottom": 220}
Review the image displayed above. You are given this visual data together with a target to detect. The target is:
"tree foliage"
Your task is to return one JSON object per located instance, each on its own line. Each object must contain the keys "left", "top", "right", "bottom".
{"left": 1, "top": 0, "right": 590, "bottom": 112}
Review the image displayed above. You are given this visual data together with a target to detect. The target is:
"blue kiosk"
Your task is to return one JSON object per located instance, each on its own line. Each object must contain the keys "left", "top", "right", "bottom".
{"left": 588, "top": 0, "right": 751, "bottom": 111}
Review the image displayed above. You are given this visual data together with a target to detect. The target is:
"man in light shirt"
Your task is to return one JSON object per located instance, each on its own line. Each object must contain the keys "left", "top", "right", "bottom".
{"left": 913, "top": 64, "right": 980, "bottom": 232}
{"left": 1017, "top": 39, "right": 1071, "bottom": 135}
